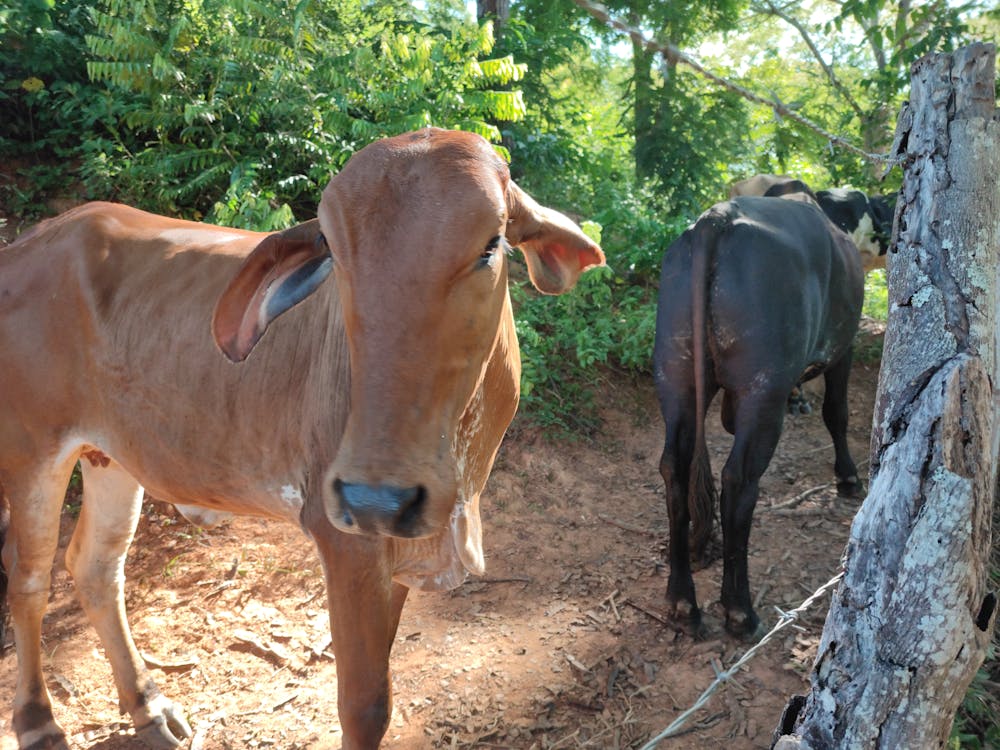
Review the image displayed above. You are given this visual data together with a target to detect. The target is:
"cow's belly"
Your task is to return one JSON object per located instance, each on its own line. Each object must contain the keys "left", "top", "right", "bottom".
{"left": 77, "top": 426, "right": 313, "bottom": 525}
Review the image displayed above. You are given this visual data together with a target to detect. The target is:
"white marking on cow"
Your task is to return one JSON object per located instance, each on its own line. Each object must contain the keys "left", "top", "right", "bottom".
{"left": 55, "top": 435, "right": 91, "bottom": 467}
{"left": 280, "top": 483, "right": 305, "bottom": 511}
{"left": 850, "top": 211, "right": 880, "bottom": 270}
{"left": 136, "top": 693, "right": 173, "bottom": 723}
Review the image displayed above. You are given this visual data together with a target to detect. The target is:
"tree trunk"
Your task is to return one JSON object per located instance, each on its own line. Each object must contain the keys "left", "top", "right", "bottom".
{"left": 477, "top": 0, "right": 510, "bottom": 29}
{"left": 631, "top": 33, "right": 656, "bottom": 181}
{"left": 772, "top": 42, "right": 999, "bottom": 750}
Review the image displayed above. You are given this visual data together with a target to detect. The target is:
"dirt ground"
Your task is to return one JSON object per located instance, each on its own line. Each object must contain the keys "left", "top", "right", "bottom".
{"left": 0, "top": 331, "right": 882, "bottom": 750}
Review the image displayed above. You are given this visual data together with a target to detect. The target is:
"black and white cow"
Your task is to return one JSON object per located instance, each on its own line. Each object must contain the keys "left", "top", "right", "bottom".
{"left": 653, "top": 195, "right": 864, "bottom": 638}
{"left": 815, "top": 188, "right": 895, "bottom": 272}
{"left": 731, "top": 176, "right": 895, "bottom": 273}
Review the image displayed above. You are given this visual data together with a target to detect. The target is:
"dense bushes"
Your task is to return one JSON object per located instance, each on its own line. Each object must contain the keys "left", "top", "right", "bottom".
{"left": 2, "top": 0, "right": 525, "bottom": 228}
{"left": 509, "top": 187, "right": 690, "bottom": 429}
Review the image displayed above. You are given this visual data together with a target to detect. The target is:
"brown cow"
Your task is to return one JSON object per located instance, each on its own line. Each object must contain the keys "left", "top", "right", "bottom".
{"left": 0, "top": 128, "right": 604, "bottom": 749}
{"left": 728, "top": 173, "right": 793, "bottom": 198}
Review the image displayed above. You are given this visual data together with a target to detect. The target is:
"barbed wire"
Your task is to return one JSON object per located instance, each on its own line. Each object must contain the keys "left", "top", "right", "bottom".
{"left": 637, "top": 571, "right": 845, "bottom": 750}
{"left": 570, "top": 0, "right": 899, "bottom": 166}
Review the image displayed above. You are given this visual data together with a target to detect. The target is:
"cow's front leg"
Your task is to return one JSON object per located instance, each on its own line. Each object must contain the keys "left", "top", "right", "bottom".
{"left": 308, "top": 510, "right": 408, "bottom": 749}
{"left": 822, "top": 351, "right": 862, "bottom": 498}
{"left": 66, "top": 460, "right": 191, "bottom": 749}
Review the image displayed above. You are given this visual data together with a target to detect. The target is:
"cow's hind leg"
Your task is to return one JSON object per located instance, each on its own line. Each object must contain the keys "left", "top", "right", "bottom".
{"left": 719, "top": 391, "right": 786, "bottom": 639}
{"left": 658, "top": 391, "right": 709, "bottom": 637}
{"left": 65, "top": 459, "right": 191, "bottom": 749}
{"left": 3, "top": 454, "right": 78, "bottom": 750}
{"left": 822, "top": 351, "right": 861, "bottom": 497}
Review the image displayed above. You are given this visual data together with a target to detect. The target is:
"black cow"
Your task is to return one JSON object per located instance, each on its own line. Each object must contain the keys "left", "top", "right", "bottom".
{"left": 653, "top": 196, "right": 864, "bottom": 638}
{"left": 815, "top": 188, "right": 895, "bottom": 272}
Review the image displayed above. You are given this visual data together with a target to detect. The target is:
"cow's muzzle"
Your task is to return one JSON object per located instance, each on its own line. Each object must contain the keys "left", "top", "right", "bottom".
{"left": 331, "top": 479, "right": 428, "bottom": 537}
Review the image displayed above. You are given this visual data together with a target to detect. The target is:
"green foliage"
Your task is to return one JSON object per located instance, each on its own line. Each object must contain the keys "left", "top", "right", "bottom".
{"left": 862, "top": 268, "right": 889, "bottom": 319}
{"left": 603, "top": 0, "right": 748, "bottom": 213}
{"left": 0, "top": 0, "right": 107, "bottom": 215}
{"left": 2, "top": 0, "right": 526, "bottom": 226}
{"left": 716, "top": 0, "right": 985, "bottom": 190}
{"left": 77, "top": 0, "right": 527, "bottom": 226}
{"left": 637, "top": 69, "right": 749, "bottom": 214}
{"left": 510, "top": 184, "right": 689, "bottom": 431}
{"left": 949, "top": 650, "right": 1000, "bottom": 749}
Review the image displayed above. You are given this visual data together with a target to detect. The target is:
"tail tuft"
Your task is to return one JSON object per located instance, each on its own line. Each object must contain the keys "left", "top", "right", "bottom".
{"left": 687, "top": 442, "right": 717, "bottom": 565}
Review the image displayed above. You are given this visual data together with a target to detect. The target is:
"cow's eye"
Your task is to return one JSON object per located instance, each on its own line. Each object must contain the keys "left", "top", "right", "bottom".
{"left": 479, "top": 235, "right": 504, "bottom": 266}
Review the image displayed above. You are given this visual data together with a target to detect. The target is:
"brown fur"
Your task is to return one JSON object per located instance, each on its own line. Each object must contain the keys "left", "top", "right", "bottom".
{"left": 0, "top": 129, "right": 604, "bottom": 749}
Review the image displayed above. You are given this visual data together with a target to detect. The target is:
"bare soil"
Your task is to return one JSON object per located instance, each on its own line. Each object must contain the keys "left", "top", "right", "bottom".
{"left": 0, "top": 334, "right": 882, "bottom": 750}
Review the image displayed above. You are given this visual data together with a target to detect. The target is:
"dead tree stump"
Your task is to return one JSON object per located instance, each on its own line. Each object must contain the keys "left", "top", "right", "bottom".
{"left": 772, "top": 42, "right": 999, "bottom": 750}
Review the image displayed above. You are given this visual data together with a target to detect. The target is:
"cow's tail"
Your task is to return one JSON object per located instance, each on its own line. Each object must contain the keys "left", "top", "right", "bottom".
{"left": 688, "top": 217, "right": 719, "bottom": 563}
{"left": 0, "top": 489, "right": 9, "bottom": 655}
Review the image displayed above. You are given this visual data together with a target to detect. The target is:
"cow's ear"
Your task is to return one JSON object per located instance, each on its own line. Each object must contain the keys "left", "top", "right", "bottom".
{"left": 213, "top": 229, "right": 333, "bottom": 362}
{"left": 505, "top": 181, "right": 605, "bottom": 295}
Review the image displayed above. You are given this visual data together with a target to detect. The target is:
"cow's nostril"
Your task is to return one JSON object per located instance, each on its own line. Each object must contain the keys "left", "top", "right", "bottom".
{"left": 394, "top": 485, "right": 427, "bottom": 535}
{"left": 331, "top": 478, "right": 355, "bottom": 528}
{"left": 335, "top": 480, "right": 428, "bottom": 536}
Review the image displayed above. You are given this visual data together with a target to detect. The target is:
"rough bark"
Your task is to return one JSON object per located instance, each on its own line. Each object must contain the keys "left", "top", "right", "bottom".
{"left": 772, "top": 43, "right": 999, "bottom": 750}
{"left": 477, "top": 0, "right": 510, "bottom": 28}
{"left": 631, "top": 34, "right": 656, "bottom": 181}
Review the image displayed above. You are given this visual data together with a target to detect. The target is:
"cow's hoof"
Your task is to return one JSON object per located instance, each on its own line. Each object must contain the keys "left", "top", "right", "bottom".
{"left": 135, "top": 702, "right": 193, "bottom": 750}
{"left": 666, "top": 599, "right": 706, "bottom": 639}
{"left": 16, "top": 731, "right": 69, "bottom": 750}
{"left": 836, "top": 476, "right": 864, "bottom": 499}
{"left": 724, "top": 609, "right": 763, "bottom": 641}
{"left": 20, "top": 735, "right": 70, "bottom": 750}
{"left": 13, "top": 704, "right": 70, "bottom": 750}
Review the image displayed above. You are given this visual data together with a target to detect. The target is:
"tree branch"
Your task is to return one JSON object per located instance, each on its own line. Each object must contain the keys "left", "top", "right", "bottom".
{"left": 855, "top": 12, "right": 887, "bottom": 72}
{"left": 570, "top": 0, "right": 896, "bottom": 165}
{"left": 762, "top": 1, "right": 866, "bottom": 122}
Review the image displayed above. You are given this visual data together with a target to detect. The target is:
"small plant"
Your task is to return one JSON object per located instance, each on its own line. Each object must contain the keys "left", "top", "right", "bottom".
{"left": 863, "top": 269, "right": 889, "bottom": 321}
{"left": 949, "top": 649, "right": 1000, "bottom": 749}
{"left": 162, "top": 553, "right": 185, "bottom": 578}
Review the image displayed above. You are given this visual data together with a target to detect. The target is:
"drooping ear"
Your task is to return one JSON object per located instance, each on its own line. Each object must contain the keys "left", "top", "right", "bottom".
{"left": 213, "top": 226, "right": 333, "bottom": 362}
{"left": 505, "top": 181, "right": 605, "bottom": 295}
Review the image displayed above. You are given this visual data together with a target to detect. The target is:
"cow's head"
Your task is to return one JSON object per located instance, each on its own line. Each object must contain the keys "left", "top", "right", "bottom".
{"left": 213, "top": 128, "right": 604, "bottom": 539}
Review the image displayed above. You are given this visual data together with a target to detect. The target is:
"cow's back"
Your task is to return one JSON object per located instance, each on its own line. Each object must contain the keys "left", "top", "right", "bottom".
{"left": 0, "top": 203, "right": 349, "bottom": 520}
